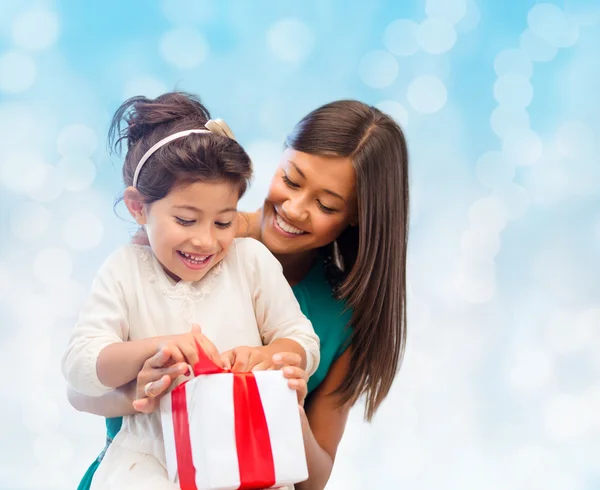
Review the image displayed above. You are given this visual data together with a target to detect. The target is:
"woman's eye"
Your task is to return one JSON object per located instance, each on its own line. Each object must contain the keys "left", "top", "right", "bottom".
{"left": 175, "top": 217, "right": 195, "bottom": 226}
{"left": 282, "top": 174, "right": 300, "bottom": 189}
{"left": 317, "top": 201, "right": 337, "bottom": 214}
{"left": 215, "top": 221, "right": 233, "bottom": 229}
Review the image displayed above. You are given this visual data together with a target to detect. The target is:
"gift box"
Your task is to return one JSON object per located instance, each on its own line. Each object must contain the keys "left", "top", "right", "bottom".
{"left": 160, "top": 350, "right": 308, "bottom": 490}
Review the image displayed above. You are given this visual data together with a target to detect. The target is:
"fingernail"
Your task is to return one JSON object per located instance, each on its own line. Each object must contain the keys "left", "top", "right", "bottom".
{"left": 273, "top": 354, "right": 282, "bottom": 362}
{"left": 283, "top": 367, "right": 293, "bottom": 375}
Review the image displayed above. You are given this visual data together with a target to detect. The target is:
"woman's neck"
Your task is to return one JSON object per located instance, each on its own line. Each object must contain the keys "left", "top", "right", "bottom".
{"left": 274, "top": 250, "right": 318, "bottom": 287}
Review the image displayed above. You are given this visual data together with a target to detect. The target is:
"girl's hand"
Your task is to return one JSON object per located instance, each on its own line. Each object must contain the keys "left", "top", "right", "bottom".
{"left": 273, "top": 352, "right": 309, "bottom": 406}
{"left": 132, "top": 346, "right": 189, "bottom": 413}
{"left": 220, "top": 346, "right": 272, "bottom": 372}
{"left": 159, "top": 324, "right": 223, "bottom": 368}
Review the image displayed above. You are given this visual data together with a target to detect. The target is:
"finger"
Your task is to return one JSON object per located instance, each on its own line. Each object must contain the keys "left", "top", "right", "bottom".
{"left": 272, "top": 352, "right": 302, "bottom": 368}
{"left": 251, "top": 360, "right": 270, "bottom": 372}
{"left": 191, "top": 323, "right": 202, "bottom": 334}
{"left": 220, "top": 350, "right": 234, "bottom": 370}
{"left": 232, "top": 350, "right": 251, "bottom": 372}
{"left": 148, "top": 347, "right": 172, "bottom": 369}
{"left": 157, "top": 342, "right": 185, "bottom": 364}
{"left": 179, "top": 342, "right": 199, "bottom": 367}
{"left": 287, "top": 378, "right": 308, "bottom": 403}
{"left": 282, "top": 366, "right": 308, "bottom": 381}
{"left": 133, "top": 397, "right": 156, "bottom": 414}
{"left": 140, "top": 374, "right": 171, "bottom": 399}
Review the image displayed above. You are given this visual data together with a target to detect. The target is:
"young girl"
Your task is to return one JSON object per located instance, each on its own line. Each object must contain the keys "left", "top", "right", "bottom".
{"left": 62, "top": 92, "right": 320, "bottom": 489}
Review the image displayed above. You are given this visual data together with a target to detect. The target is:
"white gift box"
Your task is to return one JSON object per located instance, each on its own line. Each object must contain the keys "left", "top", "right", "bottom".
{"left": 161, "top": 370, "right": 308, "bottom": 490}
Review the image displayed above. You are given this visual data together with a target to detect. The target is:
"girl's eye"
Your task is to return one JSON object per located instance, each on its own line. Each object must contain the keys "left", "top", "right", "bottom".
{"left": 215, "top": 221, "right": 233, "bottom": 229}
{"left": 282, "top": 174, "right": 300, "bottom": 189}
{"left": 317, "top": 201, "right": 337, "bottom": 214}
{"left": 175, "top": 217, "right": 195, "bottom": 226}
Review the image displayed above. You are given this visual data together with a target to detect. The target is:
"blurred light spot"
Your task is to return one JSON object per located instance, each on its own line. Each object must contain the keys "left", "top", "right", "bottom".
{"left": 456, "top": 0, "right": 481, "bottom": 32}
{"left": 34, "top": 432, "right": 74, "bottom": 467}
{"left": 468, "top": 196, "right": 509, "bottom": 233}
{"left": 123, "top": 75, "right": 167, "bottom": 100}
{"left": 417, "top": 18, "right": 457, "bottom": 54}
{"left": 492, "top": 183, "right": 530, "bottom": 220}
{"left": 519, "top": 28, "right": 558, "bottom": 62}
{"left": 544, "top": 394, "right": 591, "bottom": 438}
{"left": 10, "top": 202, "right": 50, "bottom": 241}
{"left": 0, "top": 149, "right": 47, "bottom": 193}
{"left": 56, "top": 124, "right": 98, "bottom": 157}
{"left": 545, "top": 308, "right": 598, "bottom": 354}
{"left": 11, "top": 7, "right": 60, "bottom": 51}
{"left": 33, "top": 248, "right": 72, "bottom": 286}
{"left": 460, "top": 228, "right": 501, "bottom": 260}
{"left": 0, "top": 103, "right": 37, "bottom": 149}
{"left": 57, "top": 156, "right": 97, "bottom": 191}
{"left": 528, "top": 3, "right": 579, "bottom": 48}
{"left": 159, "top": 27, "right": 208, "bottom": 69}
{"left": 27, "top": 164, "right": 64, "bottom": 202}
{"left": 407, "top": 75, "right": 447, "bottom": 113}
{"left": 523, "top": 150, "right": 570, "bottom": 205}
{"left": 13, "top": 292, "right": 59, "bottom": 332}
{"left": 455, "top": 257, "right": 496, "bottom": 303}
{"left": 565, "top": 0, "right": 600, "bottom": 26}
{"left": 267, "top": 18, "right": 314, "bottom": 63}
{"left": 556, "top": 120, "right": 595, "bottom": 159}
{"left": 358, "top": 50, "right": 398, "bottom": 88}
{"left": 490, "top": 105, "right": 530, "bottom": 139}
{"left": 502, "top": 129, "right": 542, "bottom": 166}
{"left": 160, "top": 0, "right": 215, "bottom": 24}
{"left": 383, "top": 19, "right": 419, "bottom": 56}
{"left": 509, "top": 347, "right": 554, "bottom": 391}
{"left": 0, "top": 50, "right": 36, "bottom": 93}
{"left": 476, "top": 151, "right": 515, "bottom": 188}
{"left": 46, "top": 279, "right": 86, "bottom": 318}
{"left": 494, "top": 49, "right": 533, "bottom": 78}
{"left": 425, "top": 0, "right": 467, "bottom": 24}
{"left": 513, "top": 445, "right": 557, "bottom": 482}
{"left": 23, "top": 399, "right": 60, "bottom": 434}
{"left": 63, "top": 211, "right": 104, "bottom": 250}
{"left": 375, "top": 100, "right": 409, "bottom": 127}
{"left": 493, "top": 74, "right": 533, "bottom": 108}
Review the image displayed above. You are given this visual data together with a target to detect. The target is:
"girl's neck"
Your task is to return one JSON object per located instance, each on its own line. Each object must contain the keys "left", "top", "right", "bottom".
{"left": 274, "top": 250, "right": 318, "bottom": 287}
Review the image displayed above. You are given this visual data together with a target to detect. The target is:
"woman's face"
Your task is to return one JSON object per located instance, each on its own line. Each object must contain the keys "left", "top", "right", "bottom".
{"left": 260, "top": 148, "right": 357, "bottom": 256}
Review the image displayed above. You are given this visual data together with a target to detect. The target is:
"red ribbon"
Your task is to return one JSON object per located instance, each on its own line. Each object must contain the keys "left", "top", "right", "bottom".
{"left": 171, "top": 346, "right": 276, "bottom": 490}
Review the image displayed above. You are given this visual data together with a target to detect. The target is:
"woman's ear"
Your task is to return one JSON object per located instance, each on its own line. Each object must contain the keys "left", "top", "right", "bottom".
{"left": 124, "top": 186, "right": 147, "bottom": 225}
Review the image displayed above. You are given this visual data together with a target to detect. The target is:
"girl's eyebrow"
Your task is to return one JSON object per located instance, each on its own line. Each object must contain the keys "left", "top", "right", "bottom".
{"left": 173, "top": 205, "right": 237, "bottom": 213}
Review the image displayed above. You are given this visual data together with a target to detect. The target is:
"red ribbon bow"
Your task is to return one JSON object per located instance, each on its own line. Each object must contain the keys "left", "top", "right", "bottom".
{"left": 171, "top": 344, "right": 276, "bottom": 490}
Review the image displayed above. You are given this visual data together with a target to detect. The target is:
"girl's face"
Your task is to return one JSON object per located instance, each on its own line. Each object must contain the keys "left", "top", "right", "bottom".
{"left": 130, "top": 180, "right": 239, "bottom": 282}
{"left": 260, "top": 148, "right": 357, "bottom": 257}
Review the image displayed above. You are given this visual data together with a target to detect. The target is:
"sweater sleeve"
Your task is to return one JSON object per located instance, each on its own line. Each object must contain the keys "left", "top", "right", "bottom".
{"left": 61, "top": 247, "right": 131, "bottom": 396}
{"left": 238, "top": 239, "right": 321, "bottom": 376}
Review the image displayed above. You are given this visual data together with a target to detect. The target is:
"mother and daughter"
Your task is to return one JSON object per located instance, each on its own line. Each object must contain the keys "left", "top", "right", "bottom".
{"left": 63, "top": 91, "right": 409, "bottom": 489}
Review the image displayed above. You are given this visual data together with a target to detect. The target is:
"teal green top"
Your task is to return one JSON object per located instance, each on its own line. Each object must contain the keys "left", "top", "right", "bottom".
{"left": 78, "top": 258, "right": 352, "bottom": 490}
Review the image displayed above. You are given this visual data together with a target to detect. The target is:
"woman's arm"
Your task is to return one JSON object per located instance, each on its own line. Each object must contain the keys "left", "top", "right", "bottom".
{"left": 297, "top": 348, "right": 353, "bottom": 490}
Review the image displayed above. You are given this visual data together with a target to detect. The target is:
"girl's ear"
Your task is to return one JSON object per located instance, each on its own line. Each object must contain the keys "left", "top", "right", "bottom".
{"left": 124, "top": 187, "right": 147, "bottom": 225}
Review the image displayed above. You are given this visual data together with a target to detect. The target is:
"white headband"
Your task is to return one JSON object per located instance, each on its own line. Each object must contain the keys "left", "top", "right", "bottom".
{"left": 132, "top": 118, "right": 236, "bottom": 188}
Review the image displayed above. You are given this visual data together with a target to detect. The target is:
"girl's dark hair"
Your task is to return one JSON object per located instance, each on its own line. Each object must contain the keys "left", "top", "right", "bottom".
{"left": 109, "top": 92, "right": 252, "bottom": 203}
{"left": 286, "top": 100, "right": 409, "bottom": 421}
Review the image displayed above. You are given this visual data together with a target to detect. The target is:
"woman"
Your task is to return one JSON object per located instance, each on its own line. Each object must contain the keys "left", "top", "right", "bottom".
{"left": 69, "top": 99, "right": 409, "bottom": 489}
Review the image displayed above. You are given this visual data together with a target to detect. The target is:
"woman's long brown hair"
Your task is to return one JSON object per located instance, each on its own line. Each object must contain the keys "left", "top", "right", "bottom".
{"left": 286, "top": 100, "right": 409, "bottom": 420}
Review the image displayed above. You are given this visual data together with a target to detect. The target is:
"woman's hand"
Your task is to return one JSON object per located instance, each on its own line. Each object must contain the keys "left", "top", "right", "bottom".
{"left": 236, "top": 209, "right": 262, "bottom": 240}
{"left": 273, "top": 352, "right": 309, "bottom": 406}
{"left": 133, "top": 324, "right": 222, "bottom": 413}
{"left": 132, "top": 346, "right": 189, "bottom": 413}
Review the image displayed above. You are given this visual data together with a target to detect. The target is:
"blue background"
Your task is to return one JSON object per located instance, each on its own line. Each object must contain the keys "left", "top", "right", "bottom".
{"left": 0, "top": 1, "right": 599, "bottom": 488}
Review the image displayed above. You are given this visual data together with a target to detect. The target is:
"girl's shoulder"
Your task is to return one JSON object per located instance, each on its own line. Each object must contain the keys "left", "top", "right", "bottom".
{"left": 93, "top": 244, "right": 152, "bottom": 283}
{"left": 226, "top": 237, "right": 280, "bottom": 270}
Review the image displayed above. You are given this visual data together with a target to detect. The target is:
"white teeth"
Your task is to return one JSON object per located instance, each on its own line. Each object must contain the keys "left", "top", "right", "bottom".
{"left": 180, "top": 251, "right": 210, "bottom": 263}
{"left": 275, "top": 213, "right": 304, "bottom": 235}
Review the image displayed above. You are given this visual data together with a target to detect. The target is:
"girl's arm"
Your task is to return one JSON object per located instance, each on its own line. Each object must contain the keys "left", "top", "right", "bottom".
{"left": 297, "top": 348, "right": 353, "bottom": 490}
{"left": 67, "top": 383, "right": 137, "bottom": 417}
